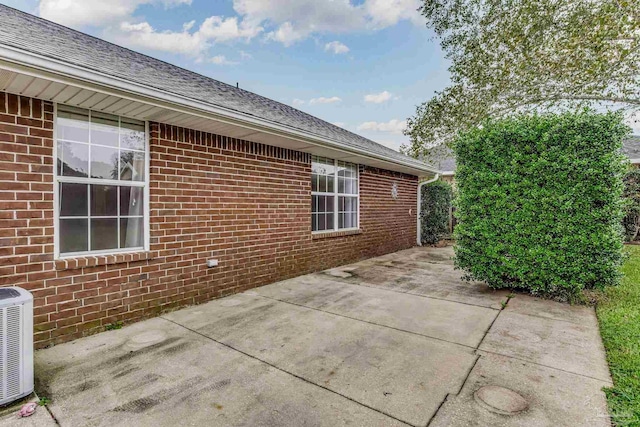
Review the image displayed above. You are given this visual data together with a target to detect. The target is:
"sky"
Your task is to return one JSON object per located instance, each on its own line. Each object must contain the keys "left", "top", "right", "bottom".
{"left": 2, "top": 0, "right": 451, "bottom": 151}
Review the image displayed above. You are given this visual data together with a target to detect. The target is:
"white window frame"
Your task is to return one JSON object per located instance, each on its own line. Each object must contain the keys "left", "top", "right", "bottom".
{"left": 53, "top": 104, "right": 151, "bottom": 259}
{"left": 311, "top": 157, "right": 360, "bottom": 233}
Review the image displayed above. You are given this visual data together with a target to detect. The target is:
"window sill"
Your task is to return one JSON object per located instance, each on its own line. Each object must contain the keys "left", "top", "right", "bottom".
{"left": 312, "top": 229, "right": 362, "bottom": 240}
{"left": 55, "top": 251, "right": 155, "bottom": 271}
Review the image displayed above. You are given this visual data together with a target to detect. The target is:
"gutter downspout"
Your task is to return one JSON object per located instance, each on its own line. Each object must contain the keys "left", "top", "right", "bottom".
{"left": 417, "top": 174, "right": 440, "bottom": 246}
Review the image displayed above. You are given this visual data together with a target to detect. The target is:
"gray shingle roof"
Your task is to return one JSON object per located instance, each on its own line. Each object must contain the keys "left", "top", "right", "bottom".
{"left": 0, "top": 5, "right": 431, "bottom": 172}
{"left": 433, "top": 152, "right": 456, "bottom": 173}
{"left": 427, "top": 148, "right": 456, "bottom": 173}
{"left": 623, "top": 135, "right": 640, "bottom": 161}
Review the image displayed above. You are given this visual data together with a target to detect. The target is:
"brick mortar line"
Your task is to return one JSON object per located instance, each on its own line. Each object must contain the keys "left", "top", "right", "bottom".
{"left": 160, "top": 316, "right": 415, "bottom": 427}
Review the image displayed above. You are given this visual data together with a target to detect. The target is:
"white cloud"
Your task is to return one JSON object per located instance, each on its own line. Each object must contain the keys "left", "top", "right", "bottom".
{"left": 199, "top": 15, "right": 263, "bottom": 43}
{"left": 182, "top": 20, "right": 196, "bottom": 31}
{"left": 38, "top": 0, "right": 261, "bottom": 58}
{"left": 235, "top": 0, "right": 365, "bottom": 46}
{"left": 116, "top": 21, "right": 207, "bottom": 56}
{"left": 292, "top": 99, "right": 306, "bottom": 106}
{"left": 324, "top": 41, "right": 349, "bottom": 54}
{"left": 332, "top": 121, "right": 346, "bottom": 128}
{"left": 233, "top": 0, "right": 422, "bottom": 46}
{"left": 209, "top": 55, "right": 238, "bottom": 65}
{"left": 364, "top": 90, "right": 393, "bottom": 104}
{"left": 364, "top": 0, "right": 423, "bottom": 29}
{"left": 265, "top": 22, "right": 307, "bottom": 46}
{"left": 357, "top": 119, "right": 407, "bottom": 134}
{"left": 37, "top": 0, "right": 423, "bottom": 55}
{"left": 38, "top": 0, "right": 191, "bottom": 27}
{"left": 239, "top": 50, "right": 253, "bottom": 59}
{"left": 113, "top": 15, "right": 262, "bottom": 58}
{"left": 309, "top": 96, "right": 342, "bottom": 105}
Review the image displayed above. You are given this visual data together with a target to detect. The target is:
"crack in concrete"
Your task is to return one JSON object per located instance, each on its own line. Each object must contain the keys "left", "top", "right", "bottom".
{"left": 474, "top": 348, "right": 614, "bottom": 385}
{"left": 34, "top": 390, "right": 61, "bottom": 427}
{"left": 424, "top": 292, "right": 510, "bottom": 426}
{"left": 314, "top": 274, "right": 503, "bottom": 311}
{"left": 252, "top": 292, "right": 477, "bottom": 351}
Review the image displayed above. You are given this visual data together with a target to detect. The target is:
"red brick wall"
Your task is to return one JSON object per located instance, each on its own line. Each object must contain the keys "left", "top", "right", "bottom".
{"left": 0, "top": 92, "right": 418, "bottom": 348}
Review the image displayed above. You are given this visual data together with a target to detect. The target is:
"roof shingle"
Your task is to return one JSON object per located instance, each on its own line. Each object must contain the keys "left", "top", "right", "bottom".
{"left": 0, "top": 5, "right": 431, "bottom": 171}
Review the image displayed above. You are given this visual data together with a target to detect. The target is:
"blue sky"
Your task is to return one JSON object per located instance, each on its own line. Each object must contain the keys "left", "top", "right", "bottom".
{"left": 3, "top": 0, "right": 451, "bottom": 151}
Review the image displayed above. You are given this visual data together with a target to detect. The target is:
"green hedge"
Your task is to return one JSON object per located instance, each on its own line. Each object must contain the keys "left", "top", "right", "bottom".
{"left": 453, "top": 111, "right": 628, "bottom": 299}
{"left": 421, "top": 180, "right": 453, "bottom": 244}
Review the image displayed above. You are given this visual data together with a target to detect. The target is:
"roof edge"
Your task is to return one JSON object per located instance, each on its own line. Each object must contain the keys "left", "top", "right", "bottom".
{"left": 0, "top": 44, "right": 437, "bottom": 176}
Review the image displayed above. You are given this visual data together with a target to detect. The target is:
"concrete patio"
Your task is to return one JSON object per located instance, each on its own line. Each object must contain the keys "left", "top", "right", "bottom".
{"left": 9, "top": 246, "right": 612, "bottom": 426}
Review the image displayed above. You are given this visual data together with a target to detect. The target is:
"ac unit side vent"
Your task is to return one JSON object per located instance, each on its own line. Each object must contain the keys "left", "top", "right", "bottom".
{"left": 0, "top": 287, "right": 33, "bottom": 405}
{"left": 0, "top": 310, "right": 4, "bottom": 401}
{"left": 6, "top": 306, "right": 21, "bottom": 398}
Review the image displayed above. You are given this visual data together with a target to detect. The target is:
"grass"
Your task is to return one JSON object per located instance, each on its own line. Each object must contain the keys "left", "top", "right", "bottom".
{"left": 105, "top": 321, "right": 123, "bottom": 331}
{"left": 596, "top": 245, "right": 640, "bottom": 426}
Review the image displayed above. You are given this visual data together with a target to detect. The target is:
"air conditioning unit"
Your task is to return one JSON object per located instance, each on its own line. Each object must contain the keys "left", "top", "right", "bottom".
{"left": 0, "top": 287, "right": 33, "bottom": 406}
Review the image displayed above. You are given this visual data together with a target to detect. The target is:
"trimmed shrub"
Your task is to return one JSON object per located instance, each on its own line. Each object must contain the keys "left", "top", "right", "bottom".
{"left": 420, "top": 180, "right": 453, "bottom": 244}
{"left": 623, "top": 168, "right": 640, "bottom": 242}
{"left": 453, "top": 111, "right": 628, "bottom": 299}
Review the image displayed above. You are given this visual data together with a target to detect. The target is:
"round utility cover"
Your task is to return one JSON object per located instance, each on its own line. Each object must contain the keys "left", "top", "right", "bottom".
{"left": 474, "top": 385, "right": 529, "bottom": 415}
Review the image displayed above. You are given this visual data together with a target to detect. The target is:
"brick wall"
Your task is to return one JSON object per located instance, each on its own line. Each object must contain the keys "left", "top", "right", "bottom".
{"left": 0, "top": 92, "right": 418, "bottom": 348}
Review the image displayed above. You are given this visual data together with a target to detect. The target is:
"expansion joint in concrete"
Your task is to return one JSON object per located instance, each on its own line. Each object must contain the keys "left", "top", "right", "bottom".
{"left": 160, "top": 316, "right": 416, "bottom": 427}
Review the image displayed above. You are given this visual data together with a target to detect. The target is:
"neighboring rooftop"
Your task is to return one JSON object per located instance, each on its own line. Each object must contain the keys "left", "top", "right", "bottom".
{"left": 623, "top": 135, "right": 640, "bottom": 161}
{"left": 431, "top": 149, "right": 457, "bottom": 173}
{"left": 0, "top": 5, "right": 431, "bottom": 172}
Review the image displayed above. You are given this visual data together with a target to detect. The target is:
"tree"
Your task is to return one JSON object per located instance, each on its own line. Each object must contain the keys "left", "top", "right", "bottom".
{"left": 404, "top": 0, "right": 640, "bottom": 159}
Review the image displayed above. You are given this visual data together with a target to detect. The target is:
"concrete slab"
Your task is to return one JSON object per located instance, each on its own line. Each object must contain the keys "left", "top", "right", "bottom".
{"left": 370, "top": 246, "right": 457, "bottom": 265}
{"left": 29, "top": 246, "right": 613, "bottom": 427}
{"left": 505, "top": 294, "right": 600, "bottom": 327}
{"left": 430, "top": 351, "right": 611, "bottom": 427}
{"left": 35, "top": 318, "right": 406, "bottom": 427}
{"left": 252, "top": 275, "right": 498, "bottom": 347}
{"left": 323, "top": 256, "right": 509, "bottom": 310}
{"left": 479, "top": 309, "right": 612, "bottom": 382}
{"left": 0, "top": 397, "right": 55, "bottom": 427}
{"left": 163, "top": 293, "right": 478, "bottom": 426}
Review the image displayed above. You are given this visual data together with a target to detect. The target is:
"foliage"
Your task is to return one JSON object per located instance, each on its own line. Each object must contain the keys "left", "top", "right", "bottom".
{"left": 105, "top": 321, "right": 123, "bottom": 331}
{"left": 404, "top": 0, "right": 639, "bottom": 159}
{"left": 453, "top": 111, "right": 628, "bottom": 299}
{"left": 623, "top": 168, "right": 640, "bottom": 242}
{"left": 597, "top": 245, "right": 640, "bottom": 426}
{"left": 38, "top": 397, "right": 51, "bottom": 406}
{"left": 420, "top": 180, "right": 453, "bottom": 244}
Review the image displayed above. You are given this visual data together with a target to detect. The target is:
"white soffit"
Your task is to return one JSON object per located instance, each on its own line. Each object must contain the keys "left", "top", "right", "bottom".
{"left": 0, "top": 62, "right": 434, "bottom": 177}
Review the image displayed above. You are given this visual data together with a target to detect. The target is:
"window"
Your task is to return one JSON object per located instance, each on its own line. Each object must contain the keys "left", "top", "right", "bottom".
{"left": 55, "top": 105, "right": 148, "bottom": 257}
{"left": 311, "top": 156, "right": 359, "bottom": 232}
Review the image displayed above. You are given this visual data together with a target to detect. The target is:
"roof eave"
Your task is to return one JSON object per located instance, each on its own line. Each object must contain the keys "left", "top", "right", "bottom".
{"left": 0, "top": 44, "right": 437, "bottom": 177}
